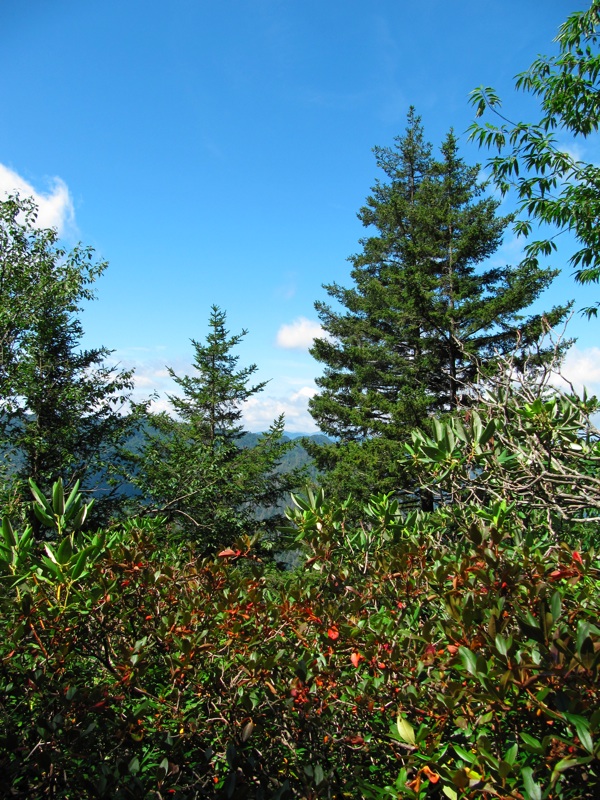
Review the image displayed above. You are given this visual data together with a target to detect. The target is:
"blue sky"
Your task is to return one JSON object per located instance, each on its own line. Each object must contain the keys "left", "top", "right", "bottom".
{"left": 1, "top": 0, "right": 598, "bottom": 430}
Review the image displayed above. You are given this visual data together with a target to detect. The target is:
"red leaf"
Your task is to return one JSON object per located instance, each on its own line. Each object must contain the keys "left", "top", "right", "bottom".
{"left": 351, "top": 652, "right": 362, "bottom": 668}
{"left": 572, "top": 550, "right": 583, "bottom": 565}
{"left": 422, "top": 765, "right": 440, "bottom": 783}
{"left": 345, "top": 735, "right": 364, "bottom": 745}
{"left": 217, "top": 548, "right": 241, "bottom": 558}
{"left": 327, "top": 627, "right": 339, "bottom": 640}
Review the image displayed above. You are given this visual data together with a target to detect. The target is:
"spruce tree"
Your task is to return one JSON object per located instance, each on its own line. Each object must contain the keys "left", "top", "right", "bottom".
{"left": 308, "top": 110, "right": 571, "bottom": 504}
{"left": 0, "top": 195, "right": 141, "bottom": 529}
{"left": 137, "top": 306, "right": 304, "bottom": 548}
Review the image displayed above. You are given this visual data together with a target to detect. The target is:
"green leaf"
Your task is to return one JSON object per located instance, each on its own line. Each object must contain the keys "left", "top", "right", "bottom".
{"left": 63, "top": 480, "right": 81, "bottom": 515}
{"left": 44, "top": 543, "right": 58, "bottom": 564}
{"left": 479, "top": 418, "right": 496, "bottom": 446}
{"left": 576, "top": 620, "right": 591, "bottom": 658}
{"left": 19, "top": 526, "right": 33, "bottom": 549}
{"left": 433, "top": 418, "right": 445, "bottom": 442}
{"left": 52, "top": 479, "right": 65, "bottom": 517}
{"left": 498, "top": 760, "right": 513, "bottom": 779}
{"left": 522, "top": 767, "right": 542, "bottom": 800}
{"left": 494, "top": 634, "right": 512, "bottom": 658}
{"left": 453, "top": 745, "right": 476, "bottom": 764}
{"left": 564, "top": 713, "right": 594, "bottom": 754}
{"left": 504, "top": 742, "right": 518, "bottom": 765}
{"left": 550, "top": 757, "right": 583, "bottom": 783}
{"left": 421, "top": 444, "right": 444, "bottom": 462}
{"left": 471, "top": 411, "right": 483, "bottom": 441}
{"left": 33, "top": 505, "right": 54, "bottom": 529}
{"left": 40, "top": 557, "right": 63, "bottom": 580}
{"left": 313, "top": 764, "right": 324, "bottom": 786}
{"left": 459, "top": 646, "right": 478, "bottom": 675}
{"left": 71, "top": 504, "right": 88, "bottom": 530}
{"left": 2, "top": 518, "right": 16, "bottom": 548}
{"left": 453, "top": 418, "right": 468, "bottom": 443}
{"left": 29, "top": 478, "right": 51, "bottom": 512}
{"left": 520, "top": 732, "right": 543, "bottom": 754}
{"left": 56, "top": 537, "right": 73, "bottom": 566}
{"left": 70, "top": 548, "right": 91, "bottom": 580}
{"left": 396, "top": 716, "right": 416, "bottom": 745}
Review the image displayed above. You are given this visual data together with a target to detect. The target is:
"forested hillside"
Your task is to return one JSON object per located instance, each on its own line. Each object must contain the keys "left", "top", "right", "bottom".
{"left": 1, "top": 3, "right": 600, "bottom": 798}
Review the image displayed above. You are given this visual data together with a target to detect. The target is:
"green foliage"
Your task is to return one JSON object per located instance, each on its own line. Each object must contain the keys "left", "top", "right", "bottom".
{"left": 403, "top": 347, "right": 600, "bottom": 543}
{"left": 302, "top": 436, "right": 417, "bottom": 515}
{"left": 0, "top": 196, "right": 100, "bottom": 394}
{"left": 2, "top": 117, "right": 599, "bottom": 800}
{"left": 29, "top": 477, "right": 95, "bottom": 538}
{"left": 0, "top": 195, "right": 142, "bottom": 529}
{"left": 2, "top": 379, "right": 599, "bottom": 799}
{"left": 135, "top": 306, "right": 305, "bottom": 548}
{"left": 469, "top": 1, "right": 600, "bottom": 316}
{"left": 308, "top": 110, "right": 570, "bottom": 504}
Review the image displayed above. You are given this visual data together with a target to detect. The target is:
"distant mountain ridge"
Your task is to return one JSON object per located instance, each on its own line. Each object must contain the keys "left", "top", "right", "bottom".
{"left": 238, "top": 432, "right": 331, "bottom": 476}
{"left": 0, "top": 418, "right": 332, "bottom": 512}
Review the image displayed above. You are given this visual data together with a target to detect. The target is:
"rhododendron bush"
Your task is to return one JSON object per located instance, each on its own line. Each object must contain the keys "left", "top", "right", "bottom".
{"left": 1, "top": 379, "right": 599, "bottom": 798}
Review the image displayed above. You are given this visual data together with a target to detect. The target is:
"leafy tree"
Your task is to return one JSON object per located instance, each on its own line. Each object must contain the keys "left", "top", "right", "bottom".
{"left": 308, "top": 110, "right": 570, "bottom": 504}
{"left": 0, "top": 196, "right": 100, "bottom": 397}
{"left": 0, "top": 195, "right": 141, "bottom": 528}
{"left": 136, "top": 305, "right": 304, "bottom": 548}
{"left": 470, "top": 0, "right": 600, "bottom": 316}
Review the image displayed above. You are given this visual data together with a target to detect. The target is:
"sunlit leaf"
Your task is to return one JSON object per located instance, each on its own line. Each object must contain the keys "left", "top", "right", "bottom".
{"left": 396, "top": 716, "right": 416, "bottom": 745}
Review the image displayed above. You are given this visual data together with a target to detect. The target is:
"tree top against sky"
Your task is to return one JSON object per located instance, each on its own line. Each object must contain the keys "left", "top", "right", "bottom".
{"left": 0, "top": 1, "right": 596, "bottom": 430}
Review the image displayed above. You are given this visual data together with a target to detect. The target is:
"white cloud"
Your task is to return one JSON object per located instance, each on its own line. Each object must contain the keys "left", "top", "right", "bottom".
{"left": 107, "top": 350, "right": 185, "bottom": 413}
{"left": 111, "top": 346, "right": 321, "bottom": 432}
{"left": 276, "top": 317, "right": 325, "bottom": 350}
{"left": 0, "top": 163, "right": 75, "bottom": 236}
{"left": 243, "top": 385, "right": 319, "bottom": 432}
{"left": 553, "top": 345, "right": 600, "bottom": 398}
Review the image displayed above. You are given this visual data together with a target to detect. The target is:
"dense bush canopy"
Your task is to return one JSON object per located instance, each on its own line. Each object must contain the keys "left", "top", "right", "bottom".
{"left": 1, "top": 364, "right": 599, "bottom": 798}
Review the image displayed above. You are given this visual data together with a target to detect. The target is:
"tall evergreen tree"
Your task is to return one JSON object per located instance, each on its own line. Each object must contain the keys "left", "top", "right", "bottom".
{"left": 11, "top": 299, "right": 137, "bottom": 521}
{"left": 308, "top": 110, "right": 571, "bottom": 503}
{"left": 136, "top": 306, "right": 304, "bottom": 548}
{"left": 0, "top": 195, "right": 141, "bottom": 528}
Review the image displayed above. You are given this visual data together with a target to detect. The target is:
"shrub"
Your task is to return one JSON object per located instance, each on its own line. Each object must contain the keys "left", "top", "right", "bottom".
{"left": 1, "top": 475, "right": 598, "bottom": 798}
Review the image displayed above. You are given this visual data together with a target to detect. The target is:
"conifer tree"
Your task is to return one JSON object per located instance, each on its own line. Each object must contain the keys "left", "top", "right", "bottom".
{"left": 137, "top": 306, "right": 303, "bottom": 548}
{"left": 0, "top": 195, "right": 141, "bottom": 528}
{"left": 308, "top": 110, "right": 571, "bottom": 503}
{"left": 11, "top": 298, "right": 136, "bottom": 518}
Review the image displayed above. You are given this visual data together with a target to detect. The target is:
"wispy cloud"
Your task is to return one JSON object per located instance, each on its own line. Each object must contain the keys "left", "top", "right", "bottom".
{"left": 109, "top": 349, "right": 187, "bottom": 413}
{"left": 276, "top": 317, "right": 324, "bottom": 350}
{"left": 113, "top": 348, "right": 320, "bottom": 432}
{"left": 274, "top": 272, "right": 297, "bottom": 301}
{"left": 243, "top": 386, "right": 318, "bottom": 432}
{"left": 0, "top": 163, "right": 75, "bottom": 236}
